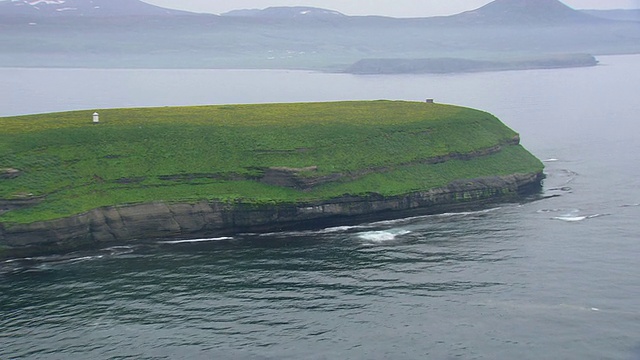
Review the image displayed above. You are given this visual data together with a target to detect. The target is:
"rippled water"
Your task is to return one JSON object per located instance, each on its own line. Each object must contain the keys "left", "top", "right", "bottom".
{"left": 2, "top": 55, "right": 640, "bottom": 359}
{"left": 2, "top": 197, "right": 639, "bottom": 359}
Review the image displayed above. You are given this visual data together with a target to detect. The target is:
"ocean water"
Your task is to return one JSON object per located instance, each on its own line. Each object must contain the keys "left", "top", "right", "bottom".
{"left": 1, "top": 55, "right": 640, "bottom": 359}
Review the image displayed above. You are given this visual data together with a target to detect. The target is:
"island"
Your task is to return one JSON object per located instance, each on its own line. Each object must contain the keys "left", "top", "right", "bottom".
{"left": 0, "top": 101, "right": 544, "bottom": 258}
{"left": 344, "top": 54, "right": 599, "bottom": 75}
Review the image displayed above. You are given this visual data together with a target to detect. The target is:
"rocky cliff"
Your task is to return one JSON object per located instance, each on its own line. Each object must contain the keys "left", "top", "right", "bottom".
{"left": 0, "top": 171, "right": 542, "bottom": 258}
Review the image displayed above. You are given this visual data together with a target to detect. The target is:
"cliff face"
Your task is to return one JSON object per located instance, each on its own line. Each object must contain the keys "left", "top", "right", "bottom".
{"left": 0, "top": 172, "right": 542, "bottom": 258}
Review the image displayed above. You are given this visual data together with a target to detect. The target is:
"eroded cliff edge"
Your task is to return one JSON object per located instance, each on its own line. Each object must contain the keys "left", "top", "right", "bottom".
{"left": 0, "top": 171, "right": 542, "bottom": 258}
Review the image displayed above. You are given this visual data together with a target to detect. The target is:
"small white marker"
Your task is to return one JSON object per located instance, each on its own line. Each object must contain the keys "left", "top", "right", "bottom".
{"left": 591, "top": 308, "right": 600, "bottom": 311}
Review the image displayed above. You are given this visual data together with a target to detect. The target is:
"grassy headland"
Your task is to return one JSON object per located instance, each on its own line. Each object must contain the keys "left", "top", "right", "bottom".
{"left": 0, "top": 101, "right": 543, "bottom": 224}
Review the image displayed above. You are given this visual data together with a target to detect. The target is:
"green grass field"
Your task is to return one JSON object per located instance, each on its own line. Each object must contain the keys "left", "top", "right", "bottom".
{"left": 0, "top": 101, "right": 543, "bottom": 223}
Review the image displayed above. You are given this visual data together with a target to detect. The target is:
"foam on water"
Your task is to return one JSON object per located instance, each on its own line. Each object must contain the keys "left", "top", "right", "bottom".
{"left": 318, "top": 225, "right": 368, "bottom": 234}
{"left": 552, "top": 214, "right": 605, "bottom": 222}
{"left": 436, "top": 207, "right": 502, "bottom": 218}
{"left": 101, "top": 245, "right": 135, "bottom": 255}
{"left": 356, "top": 229, "right": 411, "bottom": 243}
{"left": 545, "top": 168, "right": 578, "bottom": 190}
{"left": 0, "top": 248, "right": 133, "bottom": 273}
{"left": 370, "top": 215, "right": 433, "bottom": 226}
{"left": 539, "top": 207, "right": 607, "bottom": 222}
{"left": 159, "top": 237, "right": 233, "bottom": 244}
{"left": 248, "top": 224, "right": 370, "bottom": 238}
{"left": 67, "top": 255, "right": 105, "bottom": 262}
{"left": 552, "top": 215, "right": 589, "bottom": 222}
{"left": 370, "top": 207, "right": 502, "bottom": 227}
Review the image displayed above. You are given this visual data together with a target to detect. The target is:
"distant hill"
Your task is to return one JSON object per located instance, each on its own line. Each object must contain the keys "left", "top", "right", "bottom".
{"left": 583, "top": 9, "right": 640, "bottom": 22}
{"left": 451, "top": 0, "right": 604, "bottom": 25}
{"left": 0, "top": 0, "right": 196, "bottom": 17}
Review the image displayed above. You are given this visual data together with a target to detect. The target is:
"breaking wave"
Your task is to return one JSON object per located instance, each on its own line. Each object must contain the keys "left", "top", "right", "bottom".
{"left": 540, "top": 208, "right": 607, "bottom": 222}
{"left": 159, "top": 237, "right": 233, "bottom": 244}
{"left": 370, "top": 207, "right": 502, "bottom": 227}
{"left": 356, "top": 229, "right": 412, "bottom": 243}
{"left": 552, "top": 214, "right": 606, "bottom": 222}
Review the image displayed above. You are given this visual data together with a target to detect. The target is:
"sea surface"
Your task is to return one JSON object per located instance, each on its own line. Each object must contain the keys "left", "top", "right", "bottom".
{"left": 1, "top": 55, "right": 640, "bottom": 359}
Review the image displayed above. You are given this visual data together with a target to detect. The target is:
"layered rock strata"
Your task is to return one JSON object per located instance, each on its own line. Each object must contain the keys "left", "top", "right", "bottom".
{"left": 0, "top": 171, "right": 542, "bottom": 258}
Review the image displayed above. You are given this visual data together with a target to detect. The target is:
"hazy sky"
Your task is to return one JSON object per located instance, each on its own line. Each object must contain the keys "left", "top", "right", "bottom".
{"left": 142, "top": 0, "right": 640, "bottom": 17}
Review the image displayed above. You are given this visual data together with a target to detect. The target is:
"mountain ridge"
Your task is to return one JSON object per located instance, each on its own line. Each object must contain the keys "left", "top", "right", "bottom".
{"left": 0, "top": 0, "right": 196, "bottom": 17}
{"left": 0, "top": 0, "right": 610, "bottom": 25}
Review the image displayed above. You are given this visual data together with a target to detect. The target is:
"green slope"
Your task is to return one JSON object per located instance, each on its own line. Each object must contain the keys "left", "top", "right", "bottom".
{"left": 0, "top": 101, "right": 543, "bottom": 223}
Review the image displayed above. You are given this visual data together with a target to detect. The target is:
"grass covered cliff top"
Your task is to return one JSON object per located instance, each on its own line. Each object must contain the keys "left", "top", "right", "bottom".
{"left": 0, "top": 101, "right": 543, "bottom": 223}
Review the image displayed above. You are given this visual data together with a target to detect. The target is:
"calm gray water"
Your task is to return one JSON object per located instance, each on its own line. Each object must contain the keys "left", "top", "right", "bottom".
{"left": 1, "top": 55, "right": 640, "bottom": 359}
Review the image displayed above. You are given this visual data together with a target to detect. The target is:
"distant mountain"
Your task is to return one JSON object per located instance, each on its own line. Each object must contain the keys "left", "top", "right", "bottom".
{"left": 222, "top": 7, "right": 345, "bottom": 20}
{"left": 1, "top": 0, "right": 638, "bottom": 70}
{"left": 583, "top": 9, "right": 640, "bottom": 22}
{"left": 0, "top": 0, "right": 196, "bottom": 17}
{"left": 451, "top": 0, "right": 603, "bottom": 25}
{"left": 0, "top": 0, "right": 609, "bottom": 25}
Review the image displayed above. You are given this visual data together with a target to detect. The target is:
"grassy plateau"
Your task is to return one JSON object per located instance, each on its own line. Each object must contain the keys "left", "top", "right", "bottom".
{"left": 0, "top": 101, "right": 543, "bottom": 224}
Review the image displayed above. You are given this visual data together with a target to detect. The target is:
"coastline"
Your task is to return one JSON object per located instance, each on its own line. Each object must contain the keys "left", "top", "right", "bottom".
{"left": 0, "top": 171, "right": 543, "bottom": 259}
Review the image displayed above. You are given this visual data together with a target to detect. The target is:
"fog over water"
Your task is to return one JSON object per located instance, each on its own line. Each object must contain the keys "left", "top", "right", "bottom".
{"left": 1, "top": 55, "right": 640, "bottom": 359}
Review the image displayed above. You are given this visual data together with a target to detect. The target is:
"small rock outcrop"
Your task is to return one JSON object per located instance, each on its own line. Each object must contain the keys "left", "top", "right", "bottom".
{"left": 0, "top": 168, "right": 21, "bottom": 179}
{"left": 260, "top": 166, "right": 344, "bottom": 190}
